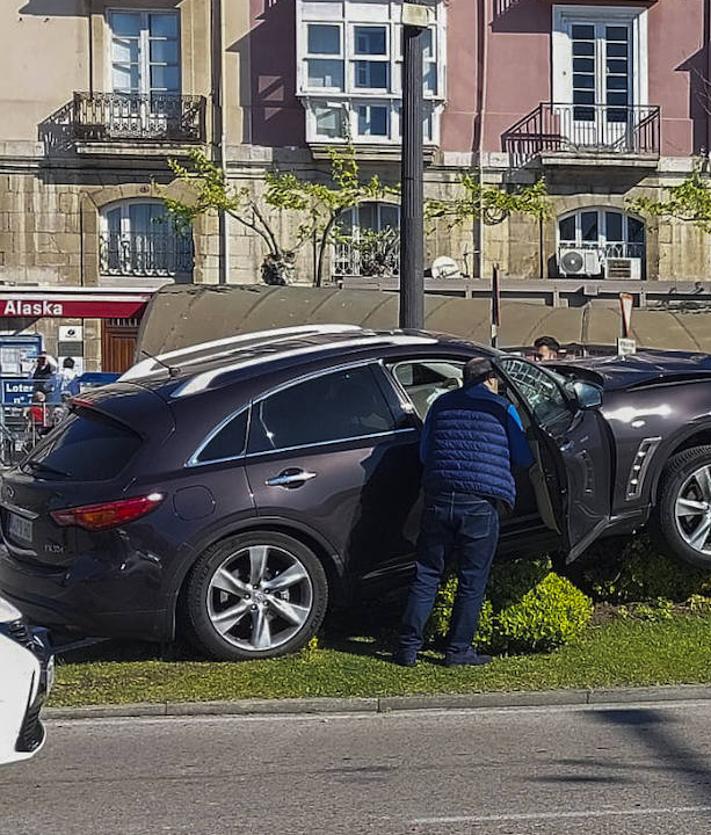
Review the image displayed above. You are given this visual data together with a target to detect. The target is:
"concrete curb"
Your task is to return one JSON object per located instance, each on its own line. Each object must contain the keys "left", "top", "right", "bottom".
{"left": 45, "top": 684, "right": 711, "bottom": 721}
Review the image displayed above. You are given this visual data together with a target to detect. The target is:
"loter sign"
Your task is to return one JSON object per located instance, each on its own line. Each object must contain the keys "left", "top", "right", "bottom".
{"left": 0, "top": 298, "right": 148, "bottom": 318}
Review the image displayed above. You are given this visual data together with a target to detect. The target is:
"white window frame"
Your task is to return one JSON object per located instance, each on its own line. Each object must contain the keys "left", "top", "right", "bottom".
{"left": 552, "top": 5, "right": 648, "bottom": 109}
{"left": 107, "top": 9, "right": 181, "bottom": 96}
{"left": 557, "top": 207, "right": 646, "bottom": 258}
{"left": 297, "top": 0, "right": 446, "bottom": 145}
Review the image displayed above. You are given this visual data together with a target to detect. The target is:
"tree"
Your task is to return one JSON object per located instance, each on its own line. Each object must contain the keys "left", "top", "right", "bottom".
{"left": 629, "top": 168, "right": 711, "bottom": 233}
{"left": 425, "top": 175, "right": 550, "bottom": 228}
{"left": 164, "top": 150, "right": 295, "bottom": 285}
{"left": 164, "top": 145, "right": 392, "bottom": 287}
{"left": 265, "top": 144, "right": 393, "bottom": 286}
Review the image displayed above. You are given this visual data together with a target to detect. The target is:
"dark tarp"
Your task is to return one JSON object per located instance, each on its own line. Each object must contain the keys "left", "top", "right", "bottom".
{"left": 138, "top": 284, "right": 711, "bottom": 357}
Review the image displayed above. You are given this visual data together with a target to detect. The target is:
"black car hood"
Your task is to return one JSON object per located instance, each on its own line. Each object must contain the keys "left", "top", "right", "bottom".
{"left": 551, "top": 350, "right": 711, "bottom": 391}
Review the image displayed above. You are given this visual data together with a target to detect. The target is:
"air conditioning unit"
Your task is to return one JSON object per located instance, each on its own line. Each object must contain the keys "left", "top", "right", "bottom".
{"left": 558, "top": 248, "right": 601, "bottom": 277}
{"left": 605, "top": 257, "right": 642, "bottom": 280}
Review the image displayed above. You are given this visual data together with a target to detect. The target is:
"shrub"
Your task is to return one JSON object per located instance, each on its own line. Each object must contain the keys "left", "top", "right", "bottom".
{"left": 428, "top": 557, "right": 593, "bottom": 654}
{"left": 574, "top": 535, "right": 711, "bottom": 604}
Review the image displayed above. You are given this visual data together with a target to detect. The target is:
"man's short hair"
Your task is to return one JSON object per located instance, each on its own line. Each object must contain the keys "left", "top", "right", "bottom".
{"left": 463, "top": 357, "right": 494, "bottom": 387}
{"left": 533, "top": 336, "right": 561, "bottom": 352}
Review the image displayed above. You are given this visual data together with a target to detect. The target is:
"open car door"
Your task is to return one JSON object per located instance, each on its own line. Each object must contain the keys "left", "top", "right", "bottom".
{"left": 495, "top": 356, "right": 612, "bottom": 562}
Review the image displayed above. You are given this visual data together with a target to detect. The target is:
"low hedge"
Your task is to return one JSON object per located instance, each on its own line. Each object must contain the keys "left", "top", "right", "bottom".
{"left": 428, "top": 557, "right": 593, "bottom": 654}
{"left": 573, "top": 535, "right": 711, "bottom": 604}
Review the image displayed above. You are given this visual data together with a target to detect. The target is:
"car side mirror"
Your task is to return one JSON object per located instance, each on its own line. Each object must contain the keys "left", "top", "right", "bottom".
{"left": 572, "top": 380, "right": 603, "bottom": 410}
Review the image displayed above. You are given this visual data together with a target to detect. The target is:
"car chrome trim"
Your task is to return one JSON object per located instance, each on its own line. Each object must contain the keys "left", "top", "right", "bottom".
{"left": 245, "top": 428, "right": 418, "bottom": 460}
{"left": 0, "top": 501, "right": 39, "bottom": 521}
{"left": 170, "top": 335, "right": 438, "bottom": 399}
{"left": 186, "top": 406, "right": 250, "bottom": 468}
{"left": 625, "top": 436, "right": 662, "bottom": 500}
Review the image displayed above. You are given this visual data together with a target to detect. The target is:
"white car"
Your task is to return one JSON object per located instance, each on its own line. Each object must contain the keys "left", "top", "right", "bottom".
{"left": 0, "top": 595, "right": 53, "bottom": 765}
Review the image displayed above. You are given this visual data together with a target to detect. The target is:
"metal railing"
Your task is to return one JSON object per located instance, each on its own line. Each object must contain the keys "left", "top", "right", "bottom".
{"left": 503, "top": 102, "right": 661, "bottom": 165}
{"left": 333, "top": 240, "right": 400, "bottom": 278}
{"left": 72, "top": 92, "right": 206, "bottom": 143}
{"left": 559, "top": 242, "right": 646, "bottom": 259}
{"left": 0, "top": 404, "right": 66, "bottom": 469}
{"left": 100, "top": 231, "right": 194, "bottom": 278}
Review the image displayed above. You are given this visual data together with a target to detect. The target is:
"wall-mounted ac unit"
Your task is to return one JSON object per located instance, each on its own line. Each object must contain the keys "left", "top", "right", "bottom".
{"left": 606, "top": 257, "right": 642, "bottom": 280}
{"left": 558, "top": 248, "right": 601, "bottom": 277}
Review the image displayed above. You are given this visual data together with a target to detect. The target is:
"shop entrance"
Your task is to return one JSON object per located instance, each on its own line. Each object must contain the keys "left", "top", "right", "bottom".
{"left": 102, "top": 318, "right": 140, "bottom": 373}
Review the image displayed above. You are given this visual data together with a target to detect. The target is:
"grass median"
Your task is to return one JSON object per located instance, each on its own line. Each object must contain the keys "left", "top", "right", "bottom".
{"left": 49, "top": 612, "right": 711, "bottom": 707}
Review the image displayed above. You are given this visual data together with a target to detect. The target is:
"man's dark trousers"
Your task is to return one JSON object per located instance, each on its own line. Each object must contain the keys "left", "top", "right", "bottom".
{"left": 400, "top": 491, "right": 500, "bottom": 656}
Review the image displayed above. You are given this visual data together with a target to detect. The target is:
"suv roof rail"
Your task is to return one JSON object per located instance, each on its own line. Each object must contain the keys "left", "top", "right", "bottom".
{"left": 171, "top": 333, "right": 438, "bottom": 399}
{"left": 120, "top": 324, "right": 366, "bottom": 382}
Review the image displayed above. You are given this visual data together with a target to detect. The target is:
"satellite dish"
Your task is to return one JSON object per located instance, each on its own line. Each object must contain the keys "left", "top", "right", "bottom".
{"left": 560, "top": 250, "right": 584, "bottom": 274}
{"left": 431, "top": 256, "right": 460, "bottom": 280}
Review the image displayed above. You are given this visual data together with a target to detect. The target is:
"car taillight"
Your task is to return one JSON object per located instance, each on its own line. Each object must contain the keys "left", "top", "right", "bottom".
{"left": 50, "top": 493, "right": 164, "bottom": 531}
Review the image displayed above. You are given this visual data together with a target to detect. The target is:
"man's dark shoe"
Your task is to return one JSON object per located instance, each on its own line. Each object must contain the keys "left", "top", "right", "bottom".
{"left": 444, "top": 649, "right": 492, "bottom": 668}
{"left": 392, "top": 649, "right": 417, "bottom": 668}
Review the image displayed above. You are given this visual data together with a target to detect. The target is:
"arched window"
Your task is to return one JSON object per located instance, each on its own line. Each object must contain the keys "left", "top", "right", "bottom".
{"left": 558, "top": 208, "right": 645, "bottom": 259}
{"left": 100, "top": 200, "right": 193, "bottom": 279}
{"left": 334, "top": 202, "right": 400, "bottom": 277}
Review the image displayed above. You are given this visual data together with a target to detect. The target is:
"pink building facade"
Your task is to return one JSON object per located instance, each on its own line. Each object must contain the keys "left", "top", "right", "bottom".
{"left": 242, "top": 0, "right": 711, "bottom": 281}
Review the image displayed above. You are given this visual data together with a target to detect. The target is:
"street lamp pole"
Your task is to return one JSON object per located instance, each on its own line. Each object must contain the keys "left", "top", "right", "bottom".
{"left": 399, "top": 1, "right": 427, "bottom": 329}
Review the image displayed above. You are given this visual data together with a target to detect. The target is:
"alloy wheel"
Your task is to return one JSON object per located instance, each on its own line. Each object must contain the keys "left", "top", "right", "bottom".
{"left": 674, "top": 464, "right": 711, "bottom": 555}
{"left": 206, "top": 545, "right": 314, "bottom": 652}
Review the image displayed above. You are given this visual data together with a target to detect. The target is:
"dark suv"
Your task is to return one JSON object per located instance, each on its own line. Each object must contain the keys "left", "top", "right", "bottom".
{"left": 2, "top": 325, "right": 711, "bottom": 660}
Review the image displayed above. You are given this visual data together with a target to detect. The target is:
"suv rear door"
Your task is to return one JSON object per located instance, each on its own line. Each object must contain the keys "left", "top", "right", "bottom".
{"left": 244, "top": 363, "right": 422, "bottom": 588}
{"left": 495, "top": 356, "right": 612, "bottom": 561}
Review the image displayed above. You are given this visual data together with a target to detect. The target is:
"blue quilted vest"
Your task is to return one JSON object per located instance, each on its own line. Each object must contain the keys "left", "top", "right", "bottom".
{"left": 422, "top": 386, "right": 516, "bottom": 507}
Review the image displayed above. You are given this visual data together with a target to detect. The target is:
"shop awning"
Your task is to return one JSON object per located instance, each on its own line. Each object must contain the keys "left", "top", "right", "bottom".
{"left": 138, "top": 283, "right": 711, "bottom": 357}
{"left": 0, "top": 287, "right": 152, "bottom": 318}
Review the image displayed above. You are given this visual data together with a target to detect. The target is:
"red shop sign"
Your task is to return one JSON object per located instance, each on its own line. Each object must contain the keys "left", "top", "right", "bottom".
{"left": 0, "top": 298, "right": 148, "bottom": 318}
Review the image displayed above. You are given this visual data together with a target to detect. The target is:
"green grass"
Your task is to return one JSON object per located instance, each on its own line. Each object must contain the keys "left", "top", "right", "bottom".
{"left": 49, "top": 613, "right": 711, "bottom": 707}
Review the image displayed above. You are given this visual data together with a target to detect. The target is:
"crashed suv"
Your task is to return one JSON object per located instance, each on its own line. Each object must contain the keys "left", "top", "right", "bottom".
{"left": 1, "top": 325, "right": 710, "bottom": 661}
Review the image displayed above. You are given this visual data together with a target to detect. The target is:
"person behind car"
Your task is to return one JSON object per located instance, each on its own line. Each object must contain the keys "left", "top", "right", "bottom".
{"left": 58, "top": 357, "right": 80, "bottom": 400}
{"left": 533, "top": 336, "right": 561, "bottom": 362}
{"left": 394, "top": 357, "right": 534, "bottom": 668}
{"left": 26, "top": 390, "right": 49, "bottom": 440}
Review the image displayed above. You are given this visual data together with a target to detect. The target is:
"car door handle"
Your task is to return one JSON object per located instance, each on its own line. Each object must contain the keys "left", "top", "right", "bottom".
{"left": 265, "top": 469, "right": 318, "bottom": 488}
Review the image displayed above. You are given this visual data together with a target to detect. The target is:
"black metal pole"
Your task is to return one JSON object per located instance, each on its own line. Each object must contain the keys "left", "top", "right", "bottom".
{"left": 491, "top": 263, "right": 500, "bottom": 348}
{"left": 399, "top": 5, "right": 426, "bottom": 329}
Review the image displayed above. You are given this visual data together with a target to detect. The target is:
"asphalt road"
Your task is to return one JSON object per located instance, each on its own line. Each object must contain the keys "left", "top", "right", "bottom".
{"left": 4, "top": 701, "right": 711, "bottom": 835}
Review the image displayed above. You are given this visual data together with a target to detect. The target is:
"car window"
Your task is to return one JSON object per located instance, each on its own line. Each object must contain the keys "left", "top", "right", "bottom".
{"left": 26, "top": 410, "right": 141, "bottom": 481}
{"left": 390, "top": 360, "right": 464, "bottom": 419}
{"left": 497, "top": 357, "right": 572, "bottom": 433}
{"left": 195, "top": 409, "right": 248, "bottom": 464}
{"left": 248, "top": 365, "right": 397, "bottom": 454}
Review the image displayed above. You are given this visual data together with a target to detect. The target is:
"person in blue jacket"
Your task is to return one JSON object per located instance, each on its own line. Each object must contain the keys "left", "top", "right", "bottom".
{"left": 395, "top": 357, "right": 534, "bottom": 668}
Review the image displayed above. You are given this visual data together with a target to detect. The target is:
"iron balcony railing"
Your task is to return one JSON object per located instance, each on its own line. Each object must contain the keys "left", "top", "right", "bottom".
{"left": 72, "top": 92, "right": 206, "bottom": 143}
{"left": 333, "top": 240, "right": 400, "bottom": 278}
{"left": 559, "top": 242, "right": 646, "bottom": 260}
{"left": 504, "top": 102, "right": 661, "bottom": 165}
{"left": 100, "top": 231, "right": 194, "bottom": 278}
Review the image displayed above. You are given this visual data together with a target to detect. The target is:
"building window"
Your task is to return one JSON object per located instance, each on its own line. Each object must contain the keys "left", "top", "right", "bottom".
{"left": 557, "top": 208, "right": 645, "bottom": 276}
{"left": 334, "top": 202, "right": 400, "bottom": 277}
{"left": 297, "top": 0, "right": 445, "bottom": 145}
{"left": 100, "top": 200, "right": 193, "bottom": 279}
{"left": 109, "top": 11, "right": 181, "bottom": 96}
{"left": 552, "top": 5, "right": 648, "bottom": 149}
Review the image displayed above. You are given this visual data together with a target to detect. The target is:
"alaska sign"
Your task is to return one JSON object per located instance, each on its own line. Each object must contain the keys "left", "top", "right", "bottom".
{"left": 0, "top": 297, "right": 148, "bottom": 318}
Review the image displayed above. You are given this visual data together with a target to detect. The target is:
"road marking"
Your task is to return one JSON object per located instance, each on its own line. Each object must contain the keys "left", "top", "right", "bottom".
{"left": 411, "top": 805, "right": 711, "bottom": 825}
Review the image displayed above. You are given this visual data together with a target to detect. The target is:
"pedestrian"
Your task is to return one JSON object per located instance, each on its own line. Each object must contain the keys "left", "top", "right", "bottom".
{"left": 394, "top": 357, "right": 534, "bottom": 668}
{"left": 26, "top": 390, "right": 49, "bottom": 440}
{"left": 533, "top": 336, "right": 561, "bottom": 362}
{"left": 58, "top": 357, "right": 80, "bottom": 400}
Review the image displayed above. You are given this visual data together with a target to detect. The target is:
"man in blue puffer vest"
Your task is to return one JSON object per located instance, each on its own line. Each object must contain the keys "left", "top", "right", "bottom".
{"left": 395, "top": 356, "right": 534, "bottom": 667}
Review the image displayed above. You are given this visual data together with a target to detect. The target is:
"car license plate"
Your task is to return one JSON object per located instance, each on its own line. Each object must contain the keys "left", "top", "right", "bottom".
{"left": 8, "top": 512, "right": 33, "bottom": 544}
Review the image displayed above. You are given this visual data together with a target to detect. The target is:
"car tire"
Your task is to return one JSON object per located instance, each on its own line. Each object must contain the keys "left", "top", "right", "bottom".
{"left": 184, "top": 531, "right": 328, "bottom": 661}
{"left": 653, "top": 445, "right": 711, "bottom": 569}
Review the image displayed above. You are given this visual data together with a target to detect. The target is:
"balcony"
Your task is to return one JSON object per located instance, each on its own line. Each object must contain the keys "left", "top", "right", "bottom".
{"left": 503, "top": 103, "right": 660, "bottom": 168}
{"left": 100, "top": 231, "right": 194, "bottom": 280}
{"left": 71, "top": 92, "right": 206, "bottom": 146}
